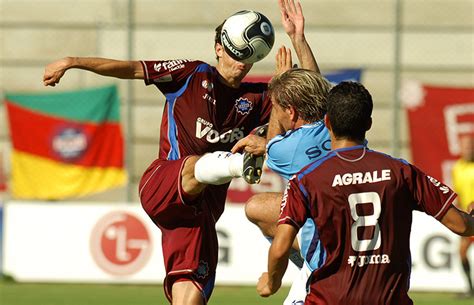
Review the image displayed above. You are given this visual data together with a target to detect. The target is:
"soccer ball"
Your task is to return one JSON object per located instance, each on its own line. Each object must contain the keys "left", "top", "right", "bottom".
{"left": 221, "top": 10, "right": 275, "bottom": 64}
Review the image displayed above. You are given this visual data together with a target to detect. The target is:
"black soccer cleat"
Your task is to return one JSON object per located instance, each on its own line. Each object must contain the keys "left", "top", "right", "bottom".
{"left": 243, "top": 152, "right": 264, "bottom": 184}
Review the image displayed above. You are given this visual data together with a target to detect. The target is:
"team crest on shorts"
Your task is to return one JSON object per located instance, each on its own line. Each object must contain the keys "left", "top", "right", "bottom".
{"left": 234, "top": 97, "right": 253, "bottom": 115}
{"left": 196, "top": 260, "right": 209, "bottom": 279}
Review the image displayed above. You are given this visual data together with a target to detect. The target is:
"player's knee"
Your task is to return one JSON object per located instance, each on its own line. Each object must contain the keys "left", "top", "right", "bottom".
{"left": 245, "top": 194, "right": 262, "bottom": 225}
{"left": 182, "top": 156, "right": 206, "bottom": 196}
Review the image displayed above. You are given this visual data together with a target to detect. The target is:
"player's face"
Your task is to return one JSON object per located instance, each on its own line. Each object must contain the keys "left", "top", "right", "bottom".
{"left": 215, "top": 43, "right": 253, "bottom": 82}
{"left": 271, "top": 97, "right": 292, "bottom": 132}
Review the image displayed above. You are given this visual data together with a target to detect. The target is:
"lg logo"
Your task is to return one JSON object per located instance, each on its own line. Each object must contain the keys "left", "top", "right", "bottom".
{"left": 90, "top": 211, "right": 152, "bottom": 276}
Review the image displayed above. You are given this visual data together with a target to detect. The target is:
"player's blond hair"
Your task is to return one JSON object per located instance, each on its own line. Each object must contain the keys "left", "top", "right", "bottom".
{"left": 269, "top": 69, "right": 332, "bottom": 122}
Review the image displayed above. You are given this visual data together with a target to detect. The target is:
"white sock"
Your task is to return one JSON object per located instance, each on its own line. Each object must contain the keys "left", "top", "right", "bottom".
{"left": 283, "top": 263, "right": 311, "bottom": 305}
{"left": 194, "top": 151, "right": 244, "bottom": 185}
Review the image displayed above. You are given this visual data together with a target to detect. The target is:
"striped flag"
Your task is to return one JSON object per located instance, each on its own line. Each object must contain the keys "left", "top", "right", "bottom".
{"left": 5, "top": 85, "right": 126, "bottom": 200}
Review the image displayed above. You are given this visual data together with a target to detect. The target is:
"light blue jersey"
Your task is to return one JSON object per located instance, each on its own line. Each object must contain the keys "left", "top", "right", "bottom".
{"left": 267, "top": 120, "right": 331, "bottom": 180}
{"left": 266, "top": 121, "right": 331, "bottom": 272}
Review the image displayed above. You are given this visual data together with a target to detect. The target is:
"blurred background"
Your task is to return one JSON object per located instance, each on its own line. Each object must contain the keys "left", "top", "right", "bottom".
{"left": 0, "top": 0, "right": 473, "bottom": 304}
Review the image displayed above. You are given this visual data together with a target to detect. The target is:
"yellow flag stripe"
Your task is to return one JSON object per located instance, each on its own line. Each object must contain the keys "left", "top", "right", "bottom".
{"left": 12, "top": 150, "right": 127, "bottom": 200}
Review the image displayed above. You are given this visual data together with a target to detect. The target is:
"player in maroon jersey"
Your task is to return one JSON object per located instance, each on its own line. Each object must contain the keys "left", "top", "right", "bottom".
{"left": 257, "top": 81, "right": 474, "bottom": 305}
{"left": 43, "top": 1, "right": 317, "bottom": 304}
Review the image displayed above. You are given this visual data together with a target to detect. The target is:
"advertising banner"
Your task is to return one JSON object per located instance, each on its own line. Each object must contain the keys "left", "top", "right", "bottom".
{"left": 3, "top": 202, "right": 470, "bottom": 291}
{"left": 403, "top": 82, "right": 474, "bottom": 184}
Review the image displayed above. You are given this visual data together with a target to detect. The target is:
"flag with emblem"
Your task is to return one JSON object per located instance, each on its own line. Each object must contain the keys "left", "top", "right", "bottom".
{"left": 5, "top": 85, "right": 126, "bottom": 200}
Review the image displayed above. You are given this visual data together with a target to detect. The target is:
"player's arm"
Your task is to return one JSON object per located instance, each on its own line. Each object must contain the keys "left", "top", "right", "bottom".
{"left": 278, "top": 0, "right": 320, "bottom": 73}
{"left": 440, "top": 205, "right": 474, "bottom": 237}
{"left": 257, "top": 224, "right": 297, "bottom": 297}
{"left": 231, "top": 124, "right": 269, "bottom": 155}
{"left": 43, "top": 57, "right": 144, "bottom": 87}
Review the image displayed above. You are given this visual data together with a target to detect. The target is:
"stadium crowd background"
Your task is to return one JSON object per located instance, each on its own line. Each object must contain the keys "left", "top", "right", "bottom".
{"left": 0, "top": 0, "right": 472, "bottom": 202}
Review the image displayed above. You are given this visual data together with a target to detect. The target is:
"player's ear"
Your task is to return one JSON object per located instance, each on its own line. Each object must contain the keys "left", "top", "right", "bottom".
{"left": 287, "top": 106, "right": 298, "bottom": 122}
{"left": 215, "top": 43, "right": 224, "bottom": 60}
{"left": 324, "top": 114, "right": 332, "bottom": 131}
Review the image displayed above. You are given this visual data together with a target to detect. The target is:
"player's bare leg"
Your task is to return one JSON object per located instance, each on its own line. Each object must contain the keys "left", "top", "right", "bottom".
{"left": 246, "top": 192, "right": 283, "bottom": 238}
{"left": 171, "top": 281, "right": 204, "bottom": 305}
{"left": 245, "top": 192, "right": 302, "bottom": 265}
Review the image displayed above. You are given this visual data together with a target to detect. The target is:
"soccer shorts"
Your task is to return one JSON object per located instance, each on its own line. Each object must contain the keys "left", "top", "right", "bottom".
{"left": 139, "top": 157, "right": 228, "bottom": 303}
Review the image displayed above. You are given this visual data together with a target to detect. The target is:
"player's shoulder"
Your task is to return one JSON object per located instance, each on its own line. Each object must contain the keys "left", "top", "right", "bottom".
{"left": 296, "top": 150, "right": 339, "bottom": 181}
{"left": 365, "top": 148, "right": 410, "bottom": 166}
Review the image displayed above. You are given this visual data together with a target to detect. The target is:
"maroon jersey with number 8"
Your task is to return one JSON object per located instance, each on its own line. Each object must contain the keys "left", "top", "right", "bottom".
{"left": 279, "top": 145, "right": 457, "bottom": 305}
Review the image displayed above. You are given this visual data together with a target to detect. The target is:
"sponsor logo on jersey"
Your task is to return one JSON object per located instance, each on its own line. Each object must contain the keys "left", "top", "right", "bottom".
{"left": 51, "top": 127, "right": 88, "bottom": 161}
{"left": 201, "top": 80, "right": 214, "bottom": 92}
{"left": 154, "top": 60, "right": 189, "bottom": 73}
{"left": 203, "top": 93, "right": 216, "bottom": 105}
{"left": 195, "top": 117, "right": 244, "bottom": 144}
{"left": 153, "top": 63, "right": 162, "bottom": 72}
{"left": 347, "top": 254, "right": 391, "bottom": 267}
{"left": 234, "top": 97, "right": 253, "bottom": 115}
{"left": 427, "top": 176, "right": 450, "bottom": 194}
{"left": 332, "top": 169, "right": 391, "bottom": 187}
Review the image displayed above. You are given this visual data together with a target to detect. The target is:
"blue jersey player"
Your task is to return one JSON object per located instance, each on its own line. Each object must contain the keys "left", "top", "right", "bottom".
{"left": 232, "top": 68, "right": 333, "bottom": 304}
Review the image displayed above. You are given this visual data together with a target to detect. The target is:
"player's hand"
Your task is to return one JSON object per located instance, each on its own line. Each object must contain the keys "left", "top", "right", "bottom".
{"left": 257, "top": 272, "right": 279, "bottom": 297}
{"left": 257, "top": 272, "right": 272, "bottom": 297}
{"left": 231, "top": 134, "right": 266, "bottom": 155}
{"left": 275, "top": 46, "right": 293, "bottom": 75}
{"left": 43, "top": 57, "right": 72, "bottom": 87}
{"left": 278, "top": 0, "right": 305, "bottom": 41}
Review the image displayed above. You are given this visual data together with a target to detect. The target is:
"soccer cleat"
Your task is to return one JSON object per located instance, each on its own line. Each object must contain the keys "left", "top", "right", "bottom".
{"left": 243, "top": 152, "right": 264, "bottom": 184}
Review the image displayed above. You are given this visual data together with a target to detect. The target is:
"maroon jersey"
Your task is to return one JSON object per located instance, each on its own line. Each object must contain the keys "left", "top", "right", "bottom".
{"left": 140, "top": 60, "right": 272, "bottom": 160}
{"left": 279, "top": 145, "right": 457, "bottom": 305}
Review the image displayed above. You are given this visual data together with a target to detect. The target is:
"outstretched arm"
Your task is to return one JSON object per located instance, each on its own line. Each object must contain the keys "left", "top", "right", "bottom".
{"left": 279, "top": 0, "right": 319, "bottom": 73}
{"left": 43, "top": 57, "right": 144, "bottom": 87}
{"left": 440, "top": 205, "right": 474, "bottom": 237}
{"left": 257, "top": 224, "right": 297, "bottom": 297}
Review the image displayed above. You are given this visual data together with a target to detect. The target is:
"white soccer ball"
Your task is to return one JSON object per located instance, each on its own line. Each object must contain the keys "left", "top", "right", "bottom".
{"left": 221, "top": 10, "right": 275, "bottom": 64}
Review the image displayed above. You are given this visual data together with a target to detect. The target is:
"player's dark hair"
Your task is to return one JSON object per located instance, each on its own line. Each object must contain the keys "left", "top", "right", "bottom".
{"left": 326, "top": 81, "right": 373, "bottom": 142}
{"left": 269, "top": 69, "right": 332, "bottom": 122}
{"left": 214, "top": 20, "right": 225, "bottom": 60}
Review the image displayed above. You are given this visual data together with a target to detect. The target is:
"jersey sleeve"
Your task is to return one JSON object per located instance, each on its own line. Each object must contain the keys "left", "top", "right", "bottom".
{"left": 407, "top": 164, "right": 457, "bottom": 220}
{"left": 140, "top": 60, "right": 202, "bottom": 94}
{"left": 278, "top": 176, "right": 309, "bottom": 229}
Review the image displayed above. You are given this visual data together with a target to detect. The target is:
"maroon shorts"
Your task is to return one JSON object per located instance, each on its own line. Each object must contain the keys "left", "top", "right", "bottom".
{"left": 139, "top": 157, "right": 228, "bottom": 303}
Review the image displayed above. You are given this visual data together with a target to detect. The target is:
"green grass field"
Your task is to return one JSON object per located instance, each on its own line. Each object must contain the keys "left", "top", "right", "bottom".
{"left": 1, "top": 280, "right": 473, "bottom": 305}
